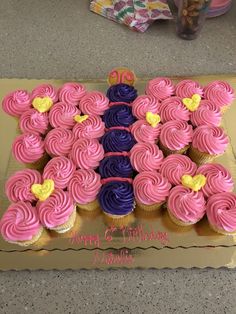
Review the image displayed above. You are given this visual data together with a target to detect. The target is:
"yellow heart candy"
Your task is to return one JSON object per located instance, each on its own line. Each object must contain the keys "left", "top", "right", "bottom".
{"left": 32, "top": 97, "right": 53, "bottom": 113}
{"left": 181, "top": 174, "right": 206, "bottom": 192}
{"left": 31, "top": 179, "right": 54, "bottom": 202}
{"left": 146, "top": 112, "right": 161, "bottom": 128}
{"left": 182, "top": 94, "right": 201, "bottom": 112}
{"left": 74, "top": 114, "right": 89, "bottom": 123}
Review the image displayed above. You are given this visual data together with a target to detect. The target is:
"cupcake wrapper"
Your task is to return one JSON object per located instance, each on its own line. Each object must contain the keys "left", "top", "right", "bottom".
{"left": 7, "top": 226, "right": 44, "bottom": 247}
{"left": 103, "top": 211, "right": 134, "bottom": 227}
{"left": 188, "top": 146, "right": 218, "bottom": 165}
{"left": 167, "top": 208, "right": 197, "bottom": 226}
{"left": 159, "top": 141, "right": 189, "bottom": 157}
{"left": 136, "top": 201, "right": 164, "bottom": 212}
{"left": 25, "top": 152, "right": 50, "bottom": 171}
{"left": 51, "top": 207, "right": 77, "bottom": 234}
{"left": 77, "top": 199, "right": 100, "bottom": 212}
{"left": 208, "top": 223, "right": 236, "bottom": 236}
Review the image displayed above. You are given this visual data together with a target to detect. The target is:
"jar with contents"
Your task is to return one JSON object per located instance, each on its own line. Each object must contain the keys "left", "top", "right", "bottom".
{"left": 176, "top": 0, "right": 212, "bottom": 40}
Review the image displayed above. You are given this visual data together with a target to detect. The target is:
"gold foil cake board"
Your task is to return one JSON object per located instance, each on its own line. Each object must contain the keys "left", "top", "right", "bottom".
{"left": 0, "top": 75, "right": 236, "bottom": 270}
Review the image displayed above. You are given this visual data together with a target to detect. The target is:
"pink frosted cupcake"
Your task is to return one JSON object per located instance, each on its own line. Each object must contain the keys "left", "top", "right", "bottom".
{"left": 167, "top": 186, "right": 206, "bottom": 226}
{"left": 175, "top": 80, "right": 203, "bottom": 98}
{"left": 146, "top": 77, "right": 174, "bottom": 101}
{"left": 5, "top": 169, "right": 42, "bottom": 203}
{"left": 31, "top": 84, "right": 58, "bottom": 103}
{"left": 130, "top": 143, "right": 164, "bottom": 172}
{"left": 132, "top": 95, "right": 159, "bottom": 119}
{"left": 133, "top": 171, "right": 171, "bottom": 211}
{"left": 159, "top": 120, "right": 193, "bottom": 156}
{"left": 68, "top": 169, "right": 101, "bottom": 211}
{"left": 49, "top": 102, "right": 80, "bottom": 129}
{"left": 2, "top": 89, "right": 31, "bottom": 117}
{"left": 43, "top": 156, "right": 76, "bottom": 190}
{"left": 70, "top": 138, "right": 104, "bottom": 169}
{"left": 204, "top": 80, "right": 234, "bottom": 113}
{"left": 160, "top": 154, "right": 197, "bottom": 186}
{"left": 130, "top": 119, "right": 161, "bottom": 144}
{"left": 44, "top": 128, "right": 75, "bottom": 157}
{"left": 189, "top": 125, "right": 229, "bottom": 165}
{"left": 0, "top": 202, "right": 43, "bottom": 246}
{"left": 207, "top": 192, "right": 236, "bottom": 235}
{"left": 159, "top": 96, "right": 190, "bottom": 123}
{"left": 196, "top": 163, "right": 234, "bottom": 198}
{"left": 37, "top": 189, "right": 76, "bottom": 233}
{"left": 79, "top": 91, "right": 109, "bottom": 115}
{"left": 58, "top": 82, "right": 86, "bottom": 105}
{"left": 72, "top": 114, "right": 105, "bottom": 139}
{"left": 12, "top": 133, "right": 47, "bottom": 169}
{"left": 190, "top": 100, "right": 222, "bottom": 127}
{"left": 19, "top": 108, "right": 49, "bottom": 135}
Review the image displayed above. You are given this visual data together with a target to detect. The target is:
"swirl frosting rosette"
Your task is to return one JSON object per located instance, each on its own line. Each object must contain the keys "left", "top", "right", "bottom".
{"left": 37, "top": 189, "right": 74, "bottom": 229}
{"left": 159, "top": 96, "right": 190, "bottom": 123}
{"left": 2, "top": 89, "right": 31, "bottom": 117}
{"left": 168, "top": 186, "right": 206, "bottom": 224}
{"left": 98, "top": 180, "right": 134, "bottom": 216}
{"left": 19, "top": 109, "right": 49, "bottom": 135}
{"left": 31, "top": 84, "right": 58, "bottom": 103}
{"left": 43, "top": 156, "right": 76, "bottom": 190}
{"left": 45, "top": 128, "right": 75, "bottom": 157}
{"left": 130, "top": 143, "right": 164, "bottom": 172}
{"left": 12, "top": 133, "right": 45, "bottom": 163}
{"left": 196, "top": 163, "right": 234, "bottom": 198}
{"left": 5, "top": 169, "right": 42, "bottom": 203}
{"left": 132, "top": 95, "right": 159, "bottom": 120}
{"left": 79, "top": 91, "right": 109, "bottom": 115}
{"left": 99, "top": 154, "right": 134, "bottom": 178}
{"left": 131, "top": 119, "right": 161, "bottom": 144}
{"left": 68, "top": 169, "right": 101, "bottom": 204}
{"left": 191, "top": 125, "right": 228, "bottom": 155}
{"left": 204, "top": 80, "right": 234, "bottom": 108}
{"left": 190, "top": 100, "right": 222, "bottom": 127}
{"left": 145, "top": 77, "right": 174, "bottom": 101}
{"left": 106, "top": 83, "right": 137, "bottom": 103}
{"left": 101, "top": 128, "right": 136, "bottom": 153}
{"left": 206, "top": 192, "right": 236, "bottom": 234}
{"left": 70, "top": 138, "right": 104, "bottom": 169}
{"left": 72, "top": 115, "right": 105, "bottom": 139}
{"left": 160, "top": 154, "right": 197, "bottom": 186}
{"left": 175, "top": 80, "right": 203, "bottom": 98}
{"left": 49, "top": 102, "right": 80, "bottom": 129}
{"left": 58, "top": 82, "right": 86, "bottom": 105}
{"left": 133, "top": 171, "right": 171, "bottom": 205}
{"left": 0, "top": 202, "right": 42, "bottom": 243}
{"left": 103, "top": 104, "right": 136, "bottom": 128}
{"left": 160, "top": 120, "right": 193, "bottom": 151}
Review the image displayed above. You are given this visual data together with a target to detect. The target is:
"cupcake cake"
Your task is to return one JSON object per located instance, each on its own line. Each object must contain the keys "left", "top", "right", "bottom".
{"left": 31, "top": 83, "right": 58, "bottom": 104}
{"left": 106, "top": 83, "right": 137, "bottom": 103}
{"left": 68, "top": 169, "right": 101, "bottom": 211}
{"left": 43, "top": 156, "right": 76, "bottom": 190}
{"left": 189, "top": 125, "right": 229, "bottom": 165}
{"left": 72, "top": 114, "right": 105, "bottom": 140}
{"left": 132, "top": 95, "right": 159, "bottom": 120}
{"left": 19, "top": 108, "right": 49, "bottom": 135}
{"left": 160, "top": 154, "right": 197, "bottom": 186}
{"left": 2, "top": 89, "right": 31, "bottom": 118}
{"left": 58, "top": 82, "right": 86, "bottom": 105}
{"left": 145, "top": 77, "right": 174, "bottom": 101}
{"left": 158, "top": 96, "right": 190, "bottom": 123}
{"left": 101, "top": 128, "right": 136, "bottom": 153}
{"left": 206, "top": 192, "right": 236, "bottom": 235}
{"left": 5, "top": 169, "right": 42, "bottom": 203}
{"left": 103, "top": 103, "right": 136, "bottom": 127}
{"left": 204, "top": 80, "right": 234, "bottom": 113}
{"left": 44, "top": 128, "right": 75, "bottom": 157}
{"left": 70, "top": 138, "right": 104, "bottom": 169}
{"left": 0, "top": 202, "right": 43, "bottom": 246}
{"left": 133, "top": 171, "right": 171, "bottom": 211}
{"left": 190, "top": 100, "right": 222, "bottom": 127}
{"left": 159, "top": 120, "right": 193, "bottom": 156}
{"left": 37, "top": 189, "right": 76, "bottom": 233}
{"left": 196, "top": 163, "right": 234, "bottom": 198}
{"left": 130, "top": 143, "right": 164, "bottom": 172}
{"left": 175, "top": 80, "right": 203, "bottom": 98}
{"left": 79, "top": 91, "right": 109, "bottom": 115}
{"left": 49, "top": 102, "right": 80, "bottom": 129}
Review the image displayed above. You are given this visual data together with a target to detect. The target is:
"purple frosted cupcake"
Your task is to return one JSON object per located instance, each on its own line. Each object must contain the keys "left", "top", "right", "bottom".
{"left": 103, "top": 103, "right": 136, "bottom": 127}
{"left": 106, "top": 83, "right": 137, "bottom": 103}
